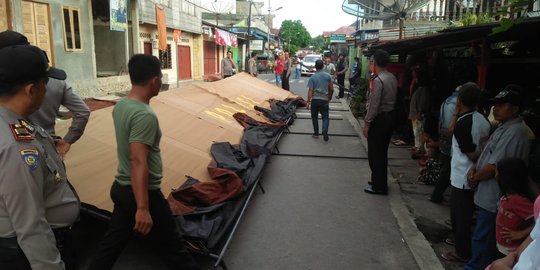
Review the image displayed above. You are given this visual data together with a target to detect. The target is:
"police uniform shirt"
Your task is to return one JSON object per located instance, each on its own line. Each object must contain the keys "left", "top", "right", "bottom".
{"left": 0, "top": 106, "right": 79, "bottom": 269}
{"left": 28, "top": 78, "right": 90, "bottom": 144}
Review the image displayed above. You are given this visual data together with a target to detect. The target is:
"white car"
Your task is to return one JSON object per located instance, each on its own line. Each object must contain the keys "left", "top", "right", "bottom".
{"left": 300, "top": 54, "right": 322, "bottom": 76}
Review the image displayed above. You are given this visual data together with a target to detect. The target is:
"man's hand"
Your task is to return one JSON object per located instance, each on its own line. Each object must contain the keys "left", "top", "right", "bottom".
{"left": 363, "top": 126, "right": 369, "bottom": 138}
{"left": 467, "top": 167, "right": 476, "bottom": 187}
{"left": 491, "top": 252, "right": 518, "bottom": 270}
{"left": 502, "top": 227, "right": 528, "bottom": 241}
{"left": 56, "top": 139, "right": 71, "bottom": 160}
{"left": 134, "top": 208, "right": 153, "bottom": 235}
{"left": 306, "top": 102, "right": 311, "bottom": 110}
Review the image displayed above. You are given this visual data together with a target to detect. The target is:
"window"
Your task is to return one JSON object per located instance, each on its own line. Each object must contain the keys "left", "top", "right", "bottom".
{"left": 62, "top": 6, "right": 82, "bottom": 51}
{"left": 159, "top": 44, "right": 172, "bottom": 69}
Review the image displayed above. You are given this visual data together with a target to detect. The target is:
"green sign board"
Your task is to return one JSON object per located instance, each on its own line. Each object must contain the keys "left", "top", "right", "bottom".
{"left": 330, "top": 34, "right": 346, "bottom": 43}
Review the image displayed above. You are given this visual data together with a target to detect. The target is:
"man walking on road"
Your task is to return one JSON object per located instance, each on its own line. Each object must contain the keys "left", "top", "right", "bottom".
{"left": 249, "top": 51, "right": 258, "bottom": 77}
{"left": 282, "top": 51, "right": 293, "bottom": 90}
{"left": 88, "top": 55, "right": 199, "bottom": 270}
{"left": 363, "top": 49, "right": 397, "bottom": 195}
{"left": 307, "top": 59, "right": 333, "bottom": 141}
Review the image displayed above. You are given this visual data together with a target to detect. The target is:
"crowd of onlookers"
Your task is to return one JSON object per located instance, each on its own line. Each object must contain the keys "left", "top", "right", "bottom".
{"left": 394, "top": 65, "right": 539, "bottom": 269}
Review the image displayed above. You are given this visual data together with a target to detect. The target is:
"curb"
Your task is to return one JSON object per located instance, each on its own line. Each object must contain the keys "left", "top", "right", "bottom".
{"left": 338, "top": 98, "right": 445, "bottom": 270}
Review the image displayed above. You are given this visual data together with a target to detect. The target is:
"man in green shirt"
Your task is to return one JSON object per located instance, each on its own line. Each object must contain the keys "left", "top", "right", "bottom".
{"left": 88, "top": 54, "right": 199, "bottom": 270}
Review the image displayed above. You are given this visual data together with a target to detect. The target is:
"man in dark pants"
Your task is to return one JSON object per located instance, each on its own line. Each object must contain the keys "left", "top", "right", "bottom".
{"left": 442, "top": 83, "right": 491, "bottom": 263}
{"left": 335, "top": 54, "right": 348, "bottom": 98}
{"left": 363, "top": 50, "right": 397, "bottom": 195}
{"left": 307, "top": 59, "right": 334, "bottom": 141}
{"left": 281, "top": 51, "right": 293, "bottom": 90}
{"left": 88, "top": 55, "right": 199, "bottom": 270}
{"left": 0, "top": 45, "right": 79, "bottom": 270}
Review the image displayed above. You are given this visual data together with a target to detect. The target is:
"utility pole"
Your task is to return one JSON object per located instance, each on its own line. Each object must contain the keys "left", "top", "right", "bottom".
{"left": 246, "top": 0, "right": 252, "bottom": 70}
{"left": 246, "top": 0, "right": 252, "bottom": 53}
{"left": 267, "top": 0, "right": 271, "bottom": 52}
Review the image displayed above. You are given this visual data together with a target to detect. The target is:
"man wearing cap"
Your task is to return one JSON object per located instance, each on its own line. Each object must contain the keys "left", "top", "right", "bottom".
{"left": 0, "top": 45, "right": 79, "bottom": 269}
{"left": 363, "top": 49, "right": 398, "bottom": 195}
{"left": 465, "top": 89, "right": 530, "bottom": 270}
{"left": 0, "top": 30, "right": 90, "bottom": 160}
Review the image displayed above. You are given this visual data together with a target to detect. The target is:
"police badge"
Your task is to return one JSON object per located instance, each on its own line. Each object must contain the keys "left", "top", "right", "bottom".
{"left": 20, "top": 149, "right": 39, "bottom": 170}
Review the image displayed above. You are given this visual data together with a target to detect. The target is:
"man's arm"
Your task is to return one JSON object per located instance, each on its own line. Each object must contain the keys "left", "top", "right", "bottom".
{"left": 328, "top": 78, "right": 334, "bottom": 101}
{"left": 56, "top": 81, "right": 90, "bottom": 159}
{"left": 307, "top": 88, "right": 313, "bottom": 109}
{"left": 61, "top": 82, "right": 90, "bottom": 145}
{"left": 0, "top": 145, "right": 64, "bottom": 269}
{"left": 221, "top": 59, "right": 225, "bottom": 77}
{"left": 129, "top": 142, "right": 153, "bottom": 236}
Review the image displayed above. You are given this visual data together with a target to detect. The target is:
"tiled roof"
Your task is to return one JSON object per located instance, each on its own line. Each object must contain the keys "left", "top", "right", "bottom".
{"left": 322, "top": 26, "right": 357, "bottom": 37}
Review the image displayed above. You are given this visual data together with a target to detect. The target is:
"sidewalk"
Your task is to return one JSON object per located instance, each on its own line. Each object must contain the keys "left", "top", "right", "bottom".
{"left": 346, "top": 97, "right": 463, "bottom": 270}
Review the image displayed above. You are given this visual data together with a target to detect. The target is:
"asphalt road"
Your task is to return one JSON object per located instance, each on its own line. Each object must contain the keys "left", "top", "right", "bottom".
{"left": 73, "top": 73, "right": 419, "bottom": 270}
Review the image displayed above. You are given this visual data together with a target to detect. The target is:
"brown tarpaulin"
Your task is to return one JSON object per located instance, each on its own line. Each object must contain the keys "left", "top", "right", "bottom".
{"left": 56, "top": 73, "right": 296, "bottom": 212}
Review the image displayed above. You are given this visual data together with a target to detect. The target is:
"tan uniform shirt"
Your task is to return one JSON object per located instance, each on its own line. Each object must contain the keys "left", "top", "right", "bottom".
{"left": 28, "top": 78, "right": 90, "bottom": 144}
{"left": 0, "top": 106, "right": 79, "bottom": 270}
{"left": 365, "top": 70, "right": 398, "bottom": 127}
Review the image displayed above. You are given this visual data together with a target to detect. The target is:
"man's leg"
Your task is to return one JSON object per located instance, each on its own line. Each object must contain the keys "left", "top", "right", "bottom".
{"left": 281, "top": 72, "right": 289, "bottom": 90}
{"left": 430, "top": 153, "right": 451, "bottom": 203}
{"left": 337, "top": 74, "right": 345, "bottom": 98}
{"left": 147, "top": 190, "right": 199, "bottom": 270}
{"left": 412, "top": 119, "right": 421, "bottom": 149}
{"left": 464, "top": 207, "right": 498, "bottom": 270}
{"left": 310, "top": 101, "right": 320, "bottom": 136}
{"left": 369, "top": 114, "right": 391, "bottom": 192}
{"left": 88, "top": 183, "right": 134, "bottom": 270}
{"left": 452, "top": 188, "right": 475, "bottom": 259}
{"left": 0, "top": 240, "right": 32, "bottom": 270}
{"left": 321, "top": 101, "right": 330, "bottom": 141}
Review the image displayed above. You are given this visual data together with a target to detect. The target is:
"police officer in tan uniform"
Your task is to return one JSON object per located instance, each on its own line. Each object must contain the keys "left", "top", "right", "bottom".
{"left": 0, "top": 30, "right": 91, "bottom": 160}
{"left": 0, "top": 45, "right": 79, "bottom": 269}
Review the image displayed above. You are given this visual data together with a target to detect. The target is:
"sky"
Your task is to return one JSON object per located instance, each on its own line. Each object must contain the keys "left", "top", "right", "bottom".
{"left": 259, "top": 0, "right": 359, "bottom": 37}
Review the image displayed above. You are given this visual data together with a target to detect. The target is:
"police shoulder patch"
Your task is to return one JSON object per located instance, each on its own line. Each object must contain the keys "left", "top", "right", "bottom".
{"left": 20, "top": 149, "right": 39, "bottom": 170}
{"left": 10, "top": 123, "right": 33, "bottom": 141}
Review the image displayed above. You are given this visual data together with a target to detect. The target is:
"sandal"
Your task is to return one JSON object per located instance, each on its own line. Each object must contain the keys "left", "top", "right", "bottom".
{"left": 441, "top": 251, "right": 468, "bottom": 263}
{"left": 444, "top": 237, "right": 455, "bottom": 246}
{"left": 392, "top": 139, "right": 408, "bottom": 146}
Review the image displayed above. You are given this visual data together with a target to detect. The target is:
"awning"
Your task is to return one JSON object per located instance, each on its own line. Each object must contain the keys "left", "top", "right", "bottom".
{"left": 366, "top": 18, "right": 540, "bottom": 56}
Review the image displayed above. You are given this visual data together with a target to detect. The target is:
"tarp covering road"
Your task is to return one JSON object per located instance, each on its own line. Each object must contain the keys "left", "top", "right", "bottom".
{"left": 56, "top": 73, "right": 296, "bottom": 212}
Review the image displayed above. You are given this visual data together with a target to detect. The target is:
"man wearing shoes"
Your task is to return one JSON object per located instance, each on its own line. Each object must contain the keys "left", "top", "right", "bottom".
{"left": 307, "top": 59, "right": 333, "bottom": 141}
{"left": 363, "top": 49, "right": 397, "bottom": 195}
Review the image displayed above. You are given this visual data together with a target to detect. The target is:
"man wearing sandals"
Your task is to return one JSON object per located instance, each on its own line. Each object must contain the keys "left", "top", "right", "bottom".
{"left": 441, "top": 83, "right": 490, "bottom": 263}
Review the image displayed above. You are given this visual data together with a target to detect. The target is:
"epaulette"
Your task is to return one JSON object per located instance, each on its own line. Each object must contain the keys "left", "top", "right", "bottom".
{"left": 9, "top": 119, "right": 34, "bottom": 141}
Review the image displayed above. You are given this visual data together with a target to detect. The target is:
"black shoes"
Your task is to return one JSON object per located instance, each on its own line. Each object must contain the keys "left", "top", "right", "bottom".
{"left": 364, "top": 186, "right": 388, "bottom": 195}
{"left": 323, "top": 131, "right": 329, "bottom": 142}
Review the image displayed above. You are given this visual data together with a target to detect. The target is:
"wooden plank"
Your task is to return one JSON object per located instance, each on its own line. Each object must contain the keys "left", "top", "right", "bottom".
{"left": 0, "top": 0, "right": 9, "bottom": 31}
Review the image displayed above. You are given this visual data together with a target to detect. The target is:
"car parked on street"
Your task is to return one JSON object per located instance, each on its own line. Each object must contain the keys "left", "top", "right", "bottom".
{"left": 300, "top": 54, "right": 322, "bottom": 76}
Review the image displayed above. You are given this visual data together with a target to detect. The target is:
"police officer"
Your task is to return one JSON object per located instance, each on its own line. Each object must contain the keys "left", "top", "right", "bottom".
{"left": 0, "top": 30, "right": 91, "bottom": 160}
{"left": 0, "top": 45, "right": 79, "bottom": 269}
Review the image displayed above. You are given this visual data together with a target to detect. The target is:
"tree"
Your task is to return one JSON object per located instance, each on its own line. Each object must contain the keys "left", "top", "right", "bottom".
{"left": 311, "top": 35, "right": 330, "bottom": 53}
{"left": 279, "top": 20, "right": 311, "bottom": 55}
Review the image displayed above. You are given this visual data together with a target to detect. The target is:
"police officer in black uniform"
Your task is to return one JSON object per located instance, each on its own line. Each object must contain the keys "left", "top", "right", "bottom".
{"left": 0, "top": 45, "right": 79, "bottom": 269}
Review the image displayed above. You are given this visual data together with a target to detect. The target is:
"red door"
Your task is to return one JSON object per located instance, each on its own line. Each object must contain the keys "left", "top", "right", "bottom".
{"left": 177, "top": 45, "right": 191, "bottom": 80}
{"left": 203, "top": 41, "right": 216, "bottom": 75}
{"left": 143, "top": 42, "right": 152, "bottom": 55}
